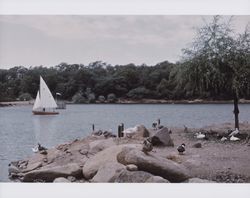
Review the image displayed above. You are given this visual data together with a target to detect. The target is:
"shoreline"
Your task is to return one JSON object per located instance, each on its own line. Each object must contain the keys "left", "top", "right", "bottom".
{"left": 1, "top": 98, "right": 250, "bottom": 107}
{"left": 7, "top": 122, "right": 250, "bottom": 183}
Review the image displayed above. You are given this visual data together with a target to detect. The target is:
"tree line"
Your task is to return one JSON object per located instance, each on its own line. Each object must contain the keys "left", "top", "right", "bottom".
{"left": 0, "top": 16, "right": 249, "bottom": 108}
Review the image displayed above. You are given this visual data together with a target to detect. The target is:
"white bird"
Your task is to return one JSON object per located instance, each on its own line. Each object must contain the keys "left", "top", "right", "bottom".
{"left": 229, "top": 128, "right": 239, "bottom": 137}
{"left": 230, "top": 136, "right": 240, "bottom": 141}
{"left": 221, "top": 137, "right": 227, "bottom": 142}
{"left": 32, "top": 146, "right": 38, "bottom": 153}
{"left": 123, "top": 126, "right": 138, "bottom": 137}
{"left": 195, "top": 132, "right": 206, "bottom": 139}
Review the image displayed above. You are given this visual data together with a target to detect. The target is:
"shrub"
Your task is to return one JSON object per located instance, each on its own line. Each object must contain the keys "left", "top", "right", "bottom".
{"left": 98, "top": 95, "right": 106, "bottom": 103}
{"left": 127, "top": 87, "right": 151, "bottom": 99}
{"left": 72, "top": 92, "right": 87, "bottom": 103}
{"left": 107, "top": 93, "right": 117, "bottom": 103}
{"left": 19, "top": 93, "right": 33, "bottom": 101}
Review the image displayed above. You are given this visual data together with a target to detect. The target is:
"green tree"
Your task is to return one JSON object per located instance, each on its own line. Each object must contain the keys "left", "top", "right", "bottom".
{"left": 181, "top": 16, "right": 250, "bottom": 129}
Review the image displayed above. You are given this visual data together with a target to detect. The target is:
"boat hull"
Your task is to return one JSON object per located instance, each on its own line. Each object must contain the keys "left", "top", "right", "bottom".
{"left": 32, "top": 111, "right": 59, "bottom": 115}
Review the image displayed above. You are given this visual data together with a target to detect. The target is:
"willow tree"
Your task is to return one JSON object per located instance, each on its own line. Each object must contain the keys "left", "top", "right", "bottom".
{"left": 182, "top": 16, "right": 250, "bottom": 129}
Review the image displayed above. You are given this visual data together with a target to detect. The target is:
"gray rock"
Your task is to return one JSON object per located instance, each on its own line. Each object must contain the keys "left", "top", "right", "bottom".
{"left": 67, "top": 176, "right": 76, "bottom": 182}
{"left": 53, "top": 177, "right": 71, "bottom": 183}
{"left": 126, "top": 164, "right": 138, "bottom": 171}
{"left": 22, "top": 162, "right": 42, "bottom": 173}
{"left": 192, "top": 142, "right": 202, "bottom": 148}
{"left": 117, "top": 147, "right": 190, "bottom": 182}
{"left": 82, "top": 144, "right": 138, "bottom": 180}
{"left": 186, "top": 178, "right": 215, "bottom": 183}
{"left": 91, "top": 162, "right": 125, "bottom": 182}
{"left": 39, "top": 150, "right": 48, "bottom": 155}
{"left": 145, "top": 176, "right": 170, "bottom": 183}
{"left": 23, "top": 163, "right": 82, "bottom": 182}
{"left": 132, "top": 125, "right": 150, "bottom": 139}
{"left": 8, "top": 166, "right": 20, "bottom": 174}
{"left": 111, "top": 169, "right": 154, "bottom": 183}
{"left": 88, "top": 138, "right": 116, "bottom": 155}
{"left": 150, "top": 127, "right": 174, "bottom": 146}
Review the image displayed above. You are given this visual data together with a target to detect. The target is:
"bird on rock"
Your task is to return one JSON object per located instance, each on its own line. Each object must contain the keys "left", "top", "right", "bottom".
{"left": 177, "top": 143, "right": 186, "bottom": 155}
{"left": 142, "top": 138, "right": 153, "bottom": 154}
{"left": 195, "top": 132, "right": 207, "bottom": 140}
{"left": 230, "top": 136, "right": 240, "bottom": 141}
{"left": 229, "top": 128, "right": 239, "bottom": 137}
{"left": 32, "top": 143, "right": 47, "bottom": 153}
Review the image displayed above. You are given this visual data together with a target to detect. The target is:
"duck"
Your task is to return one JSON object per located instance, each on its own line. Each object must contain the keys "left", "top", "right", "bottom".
{"left": 229, "top": 128, "right": 239, "bottom": 137}
{"left": 177, "top": 143, "right": 186, "bottom": 154}
{"left": 230, "top": 136, "right": 240, "bottom": 141}
{"left": 152, "top": 122, "right": 157, "bottom": 130}
{"left": 142, "top": 138, "right": 153, "bottom": 154}
{"left": 38, "top": 143, "right": 47, "bottom": 151}
{"left": 195, "top": 132, "right": 206, "bottom": 139}
{"left": 32, "top": 143, "right": 47, "bottom": 153}
{"left": 221, "top": 137, "right": 227, "bottom": 142}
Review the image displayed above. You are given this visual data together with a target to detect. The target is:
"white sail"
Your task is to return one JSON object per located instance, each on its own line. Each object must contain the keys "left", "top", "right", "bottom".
{"left": 33, "top": 91, "right": 41, "bottom": 110}
{"left": 40, "top": 76, "right": 58, "bottom": 109}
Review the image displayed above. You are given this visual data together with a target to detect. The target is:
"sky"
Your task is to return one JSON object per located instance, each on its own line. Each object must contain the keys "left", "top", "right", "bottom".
{"left": 0, "top": 15, "right": 249, "bottom": 69}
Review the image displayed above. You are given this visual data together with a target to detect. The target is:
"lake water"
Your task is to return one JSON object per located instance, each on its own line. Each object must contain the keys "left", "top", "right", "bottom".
{"left": 0, "top": 104, "right": 250, "bottom": 182}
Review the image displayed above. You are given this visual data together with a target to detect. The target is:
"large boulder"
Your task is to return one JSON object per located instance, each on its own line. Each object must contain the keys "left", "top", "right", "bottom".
{"left": 23, "top": 163, "right": 82, "bottom": 182}
{"left": 88, "top": 138, "right": 116, "bottom": 155}
{"left": 110, "top": 169, "right": 154, "bottom": 183}
{"left": 150, "top": 127, "right": 174, "bottom": 146}
{"left": 132, "top": 125, "right": 150, "bottom": 139}
{"left": 117, "top": 147, "right": 190, "bottom": 182}
{"left": 22, "top": 162, "right": 43, "bottom": 173}
{"left": 91, "top": 162, "right": 125, "bottom": 182}
{"left": 82, "top": 144, "right": 139, "bottom": 180}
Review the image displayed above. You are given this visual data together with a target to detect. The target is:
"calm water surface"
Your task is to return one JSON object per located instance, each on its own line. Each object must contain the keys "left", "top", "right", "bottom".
{"left": 0, "top": 104, "right": 250, "bottom": 181}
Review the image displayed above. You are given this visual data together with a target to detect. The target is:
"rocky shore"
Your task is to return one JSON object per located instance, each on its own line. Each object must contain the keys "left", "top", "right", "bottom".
{"left": 8, "top": 123, "right": 250, "bottom": 183}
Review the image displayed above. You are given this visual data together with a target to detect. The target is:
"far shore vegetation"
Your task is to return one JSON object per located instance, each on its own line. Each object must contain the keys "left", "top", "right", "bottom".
{"left": 1, "top": 16, "right": 249, "bottom": 128}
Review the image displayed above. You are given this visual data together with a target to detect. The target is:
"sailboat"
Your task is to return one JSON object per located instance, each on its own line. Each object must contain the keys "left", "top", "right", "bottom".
{"left": 32, "top": 76, "right": 59, "bottom": 115}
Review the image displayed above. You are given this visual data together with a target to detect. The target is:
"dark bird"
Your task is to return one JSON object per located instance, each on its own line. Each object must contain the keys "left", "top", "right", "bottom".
{"left": 38, "top": 143, "right": 47, "bottom": 151}
{"left": 32, "top": 143, "right": 48, "bottom": 154}
{"left": 142, "top": 138, "right": 153, "bottom": 154}
{"left": 152, "top": 122, "right": 157, "bottom": 130}
{"left": 177, "top": 143, "right": 185, "bottom": 155}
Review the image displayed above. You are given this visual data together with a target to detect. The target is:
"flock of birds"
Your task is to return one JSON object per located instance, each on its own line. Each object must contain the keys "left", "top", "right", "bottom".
{"left": 142, "top": 138, "right": 186, "bottom": 155}
{"left": 32, "top": 120, "right": 240, "bottom": 157}
{"left": 194, "top": 128, "right": 240, "bottom": 142}
{"left": 142, "top": 123, "right": 241, "bottom": 155}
